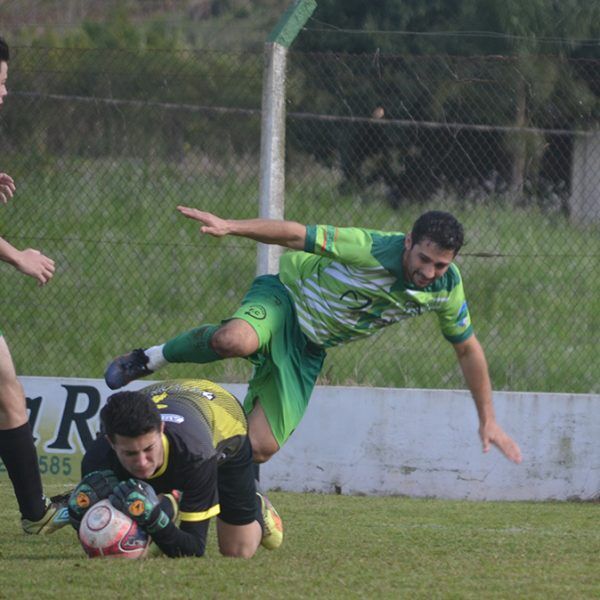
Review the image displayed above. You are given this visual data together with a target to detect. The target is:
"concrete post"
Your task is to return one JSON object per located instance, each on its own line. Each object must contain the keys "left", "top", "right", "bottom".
{"left": 570, "top": 130, "right": 600, "bottom": 224}
{"left": 257, "top": 43, "right": 288, "bottom": 275}
{"left": 256, "top": 0, "right": 317, "bottom": 275}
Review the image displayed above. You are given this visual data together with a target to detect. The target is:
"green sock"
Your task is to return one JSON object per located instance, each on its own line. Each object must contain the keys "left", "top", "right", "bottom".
{"left": 163, "top": 325, "right": 222, "bottom": 364}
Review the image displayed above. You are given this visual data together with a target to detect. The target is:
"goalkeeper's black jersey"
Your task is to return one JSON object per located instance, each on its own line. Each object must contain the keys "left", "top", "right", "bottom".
{"left": 82, "top": 379, "right": 248, "bottom": 555}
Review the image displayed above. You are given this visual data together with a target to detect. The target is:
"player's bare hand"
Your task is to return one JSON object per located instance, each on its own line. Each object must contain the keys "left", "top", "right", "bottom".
{"left": 479, "top": 421, "right": 522, "bottom": 464}
{"left": 177, "top": 206, "right": 230, "bottom": 237}
{"left": 15, "top": 248, "right": 55, "bottom": 285}
{"left": 0, "top": 173, "right": 16, "bottom": 205}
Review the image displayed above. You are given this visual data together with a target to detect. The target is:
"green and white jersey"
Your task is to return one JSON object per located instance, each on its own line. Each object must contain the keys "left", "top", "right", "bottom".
{"left": 278, "top": 224, "right": 473, "bottom": 348}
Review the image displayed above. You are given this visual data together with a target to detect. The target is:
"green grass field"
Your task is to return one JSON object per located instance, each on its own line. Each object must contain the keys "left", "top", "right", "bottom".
{"left": 0, "top": 480, "right": 598, "bottom": 599}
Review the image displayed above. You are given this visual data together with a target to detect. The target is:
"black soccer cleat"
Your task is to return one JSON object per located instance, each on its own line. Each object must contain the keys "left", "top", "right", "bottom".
{"left": 104, "top": 348, "right": 154, "bottom": 390}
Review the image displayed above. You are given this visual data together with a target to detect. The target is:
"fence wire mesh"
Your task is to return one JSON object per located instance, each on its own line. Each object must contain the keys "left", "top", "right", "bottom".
{"left": 0, "top": 46, "right": 598, "bottom": 393}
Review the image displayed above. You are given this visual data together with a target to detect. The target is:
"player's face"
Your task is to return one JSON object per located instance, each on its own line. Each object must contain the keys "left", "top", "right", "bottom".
{"left": 110, "top": 425, "right": 165, "bottom": 479}
{"left": 0, "top": 62, "right": 8, "bottom": 108}
{"left": 403, "top": 234, "right": 455, "bottom": 288}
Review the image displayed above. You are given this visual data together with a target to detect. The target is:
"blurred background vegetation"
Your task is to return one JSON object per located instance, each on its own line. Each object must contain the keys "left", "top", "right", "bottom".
{"left": 0, "top": 0, "right": 598, "bottom": 393}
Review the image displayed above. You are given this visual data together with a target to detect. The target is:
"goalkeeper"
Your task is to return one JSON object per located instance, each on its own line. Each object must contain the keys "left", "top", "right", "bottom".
{"left": 68, "top": 379, "right": 282, "bottom": 558}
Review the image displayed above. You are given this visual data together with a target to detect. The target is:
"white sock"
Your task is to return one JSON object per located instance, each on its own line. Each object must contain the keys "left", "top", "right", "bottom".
{"left": 145, "top": 344, "right": 168, "bottom": 371}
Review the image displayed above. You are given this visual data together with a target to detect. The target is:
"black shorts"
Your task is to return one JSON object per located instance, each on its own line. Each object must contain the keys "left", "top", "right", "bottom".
{"left": 217, "top": 436, "right": 258, "bottom": 526}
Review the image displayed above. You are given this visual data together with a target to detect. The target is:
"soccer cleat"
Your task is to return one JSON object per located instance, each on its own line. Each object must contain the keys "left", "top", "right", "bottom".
{"left": 22, "top": 492, "right": 72, "bottom": 535}
{"left": 257, "top": 492, "right": 283, "bottom": 550}
{"left": 104, "top": 348, "right": 154, "bottom": 390}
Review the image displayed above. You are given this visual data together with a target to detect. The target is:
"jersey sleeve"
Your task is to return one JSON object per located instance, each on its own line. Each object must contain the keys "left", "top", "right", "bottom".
{"left": 178, "top": 454, "right": 220, "bottom": 524}
{"left": 151, "top": 455, "right": 219, "bottom": 557}
{"left": 304, "top": 225, "right": 386, "bottom": 267}
{"left": 436, "top": 270, "right": 474, "bottom": 343}
{"left": 150, "top": 517, "right": 210, "bottom": 557}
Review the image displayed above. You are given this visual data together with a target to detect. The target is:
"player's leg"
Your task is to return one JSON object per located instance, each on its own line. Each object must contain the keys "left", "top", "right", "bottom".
{"left": 104, "top": 320, "right": 258, "bottom": 390}
{"left": 0, "top": 336, "right": 68, "bottom": 533}
{"left": 0, "top": 336, "right": 28, "bottom": 428}
{"left": 216, "top": 437, "right": 282, "bottom": 557}
{"left": 103, "top": 276, "right": 283, "bottom": 390}
{"left": 243, "top": 301, "right": 326, "bottom": 463}
{"left": 216, "top": 515, "right": 262, "bottom": 558}
{"left": 164, "top": 318, "right": 259, "bottom": 361}
{"left": 161, "top": 274, "right": 285, "bottom": 365}
{"left": 247, "top": 400, "right": 279, "bottom": 463}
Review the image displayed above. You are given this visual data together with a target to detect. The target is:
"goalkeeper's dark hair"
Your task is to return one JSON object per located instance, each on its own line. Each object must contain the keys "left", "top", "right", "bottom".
{"left": 0, "top": 37, "right": 9, "bottom": 62}
{"left": 411, "top": 211, "right": 464, "bottom": 255}
{"left": 101, "top": 391, "right": 162, "bottom": 441}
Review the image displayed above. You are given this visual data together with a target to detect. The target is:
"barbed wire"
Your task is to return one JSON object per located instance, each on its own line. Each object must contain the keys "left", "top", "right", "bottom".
{"left": 305, "top": 18, "right": 600, "bottom": 48}
{"left": 13, "top": 91, "right": 594, "bottom": 138}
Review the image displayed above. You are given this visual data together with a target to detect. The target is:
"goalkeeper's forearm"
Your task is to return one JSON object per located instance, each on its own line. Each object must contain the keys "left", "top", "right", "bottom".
{"left": 151, "top": 519, "right": 209, "bottom": 558}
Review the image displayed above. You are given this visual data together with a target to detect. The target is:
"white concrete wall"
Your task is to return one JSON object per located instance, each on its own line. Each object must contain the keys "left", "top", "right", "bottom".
{"left": 10, "top": 377, "right": 600, "bottom": 501}
{"left": 258, "top": 386, "right": 600, "bottom": 501}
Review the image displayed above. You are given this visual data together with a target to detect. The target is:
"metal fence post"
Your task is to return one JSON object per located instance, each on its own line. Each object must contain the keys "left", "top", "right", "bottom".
{"left": 257, "top": 0, "right": 317, "bottom": 275}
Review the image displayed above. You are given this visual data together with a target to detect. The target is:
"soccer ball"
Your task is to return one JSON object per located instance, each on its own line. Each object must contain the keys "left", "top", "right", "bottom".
{"left": 78, "top": 499, "right": 151, "bottom": 559}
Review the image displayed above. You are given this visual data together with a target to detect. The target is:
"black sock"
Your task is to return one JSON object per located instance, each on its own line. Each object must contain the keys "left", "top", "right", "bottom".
{"left": 255, "top": 492, "right": 265, "bottom": 534}
{"left": 253, "top": 463, "right": 260, "bottom": 482}
{"left": 0, "top": 423, "right": 46, "bottom": 521}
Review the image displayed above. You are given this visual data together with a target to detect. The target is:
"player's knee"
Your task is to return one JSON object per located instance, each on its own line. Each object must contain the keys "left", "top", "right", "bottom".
{"left": 250, "top": 438, "right": 279, "bottom": 463}
{"left": 248, "top": 410, "right": 280, "bottom": 463}
{"left": 211, "top": 326, "right": 257, "bottom": 358}
{"left": 218, "top": 542, "right": 257, "bottom": 559}
{"left": 248, "top": 420, "right": 279, "bottom": 463}
{"left": 0, "top": 377, "right": 27, "bottom": 427}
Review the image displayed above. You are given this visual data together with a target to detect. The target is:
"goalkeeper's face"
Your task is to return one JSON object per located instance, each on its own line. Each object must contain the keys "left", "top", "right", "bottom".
{"left": 109, "top": 425, "right": 165, "bottom": 479}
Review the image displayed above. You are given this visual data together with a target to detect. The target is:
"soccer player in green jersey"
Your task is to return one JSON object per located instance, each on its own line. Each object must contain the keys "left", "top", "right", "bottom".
{"left": 0, "top": 35, "right": 69, "bottom": 534}
{"left": 105, "top": 208, "right": 522, "bottom": 467}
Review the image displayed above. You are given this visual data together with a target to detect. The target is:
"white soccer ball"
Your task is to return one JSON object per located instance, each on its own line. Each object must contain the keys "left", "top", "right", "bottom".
{"left": 78, "top": 499, "right": 151, "bottom": 559}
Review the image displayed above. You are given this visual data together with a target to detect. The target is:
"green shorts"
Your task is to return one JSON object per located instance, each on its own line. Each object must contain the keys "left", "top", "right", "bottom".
{"left": 227, "top": 274, "right": 326, "bottom": 447}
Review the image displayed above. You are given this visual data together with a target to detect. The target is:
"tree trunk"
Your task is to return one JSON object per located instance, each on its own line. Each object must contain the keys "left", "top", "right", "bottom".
{"left": 509, "top": 76, "right": 527, "bottom": 197}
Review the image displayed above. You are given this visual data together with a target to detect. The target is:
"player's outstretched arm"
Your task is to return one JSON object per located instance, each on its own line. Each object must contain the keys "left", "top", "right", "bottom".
{"left": 0, "top": 173, "right": 15, "bottom": 204}
{"left": 478, "top": 419, "right": 522, "bottom": 464}
{"left": 0, "top": 237, "right": 55, "bottom": 285}
{"left": 453, "top": 335, "right": 523, "bottom": 464}
{"left": 177, "top": 205, "right": 306, "bottom": 250}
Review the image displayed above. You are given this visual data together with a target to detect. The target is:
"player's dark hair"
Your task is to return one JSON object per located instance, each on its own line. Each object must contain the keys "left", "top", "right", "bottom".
{"left": 0, "top": 37, "right": 9, "bottom": 62}
{"left": 411, "top": 211, "right": 464, "bottom": 255}
{"left": 101, "top": 391, "right": 162, "bottom": 441}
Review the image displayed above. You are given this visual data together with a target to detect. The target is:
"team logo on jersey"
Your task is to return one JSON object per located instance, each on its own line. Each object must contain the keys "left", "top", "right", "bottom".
{"left": 244, "top": 305, "right": 266, "bottom": 320}
{"left": 340, "top": 290, "right": 372, "bottom": 310}
{"left": 151, "top": 392, "right": 168, "bottom": 409}
{"left": 457, "top": 301, "right": 469, "bottom": 327}
{"left": 161, "top": 413, "right": 185, "bottom": 424}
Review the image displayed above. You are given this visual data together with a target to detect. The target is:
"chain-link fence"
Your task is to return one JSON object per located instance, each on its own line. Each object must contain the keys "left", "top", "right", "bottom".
{"left": 0, "top": 46, "right": 598, "bottom": 393}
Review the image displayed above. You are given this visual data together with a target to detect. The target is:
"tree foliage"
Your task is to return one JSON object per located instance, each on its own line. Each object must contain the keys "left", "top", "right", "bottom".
{"left": 289, "top": 0, "right": 600, "bottom": 207}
